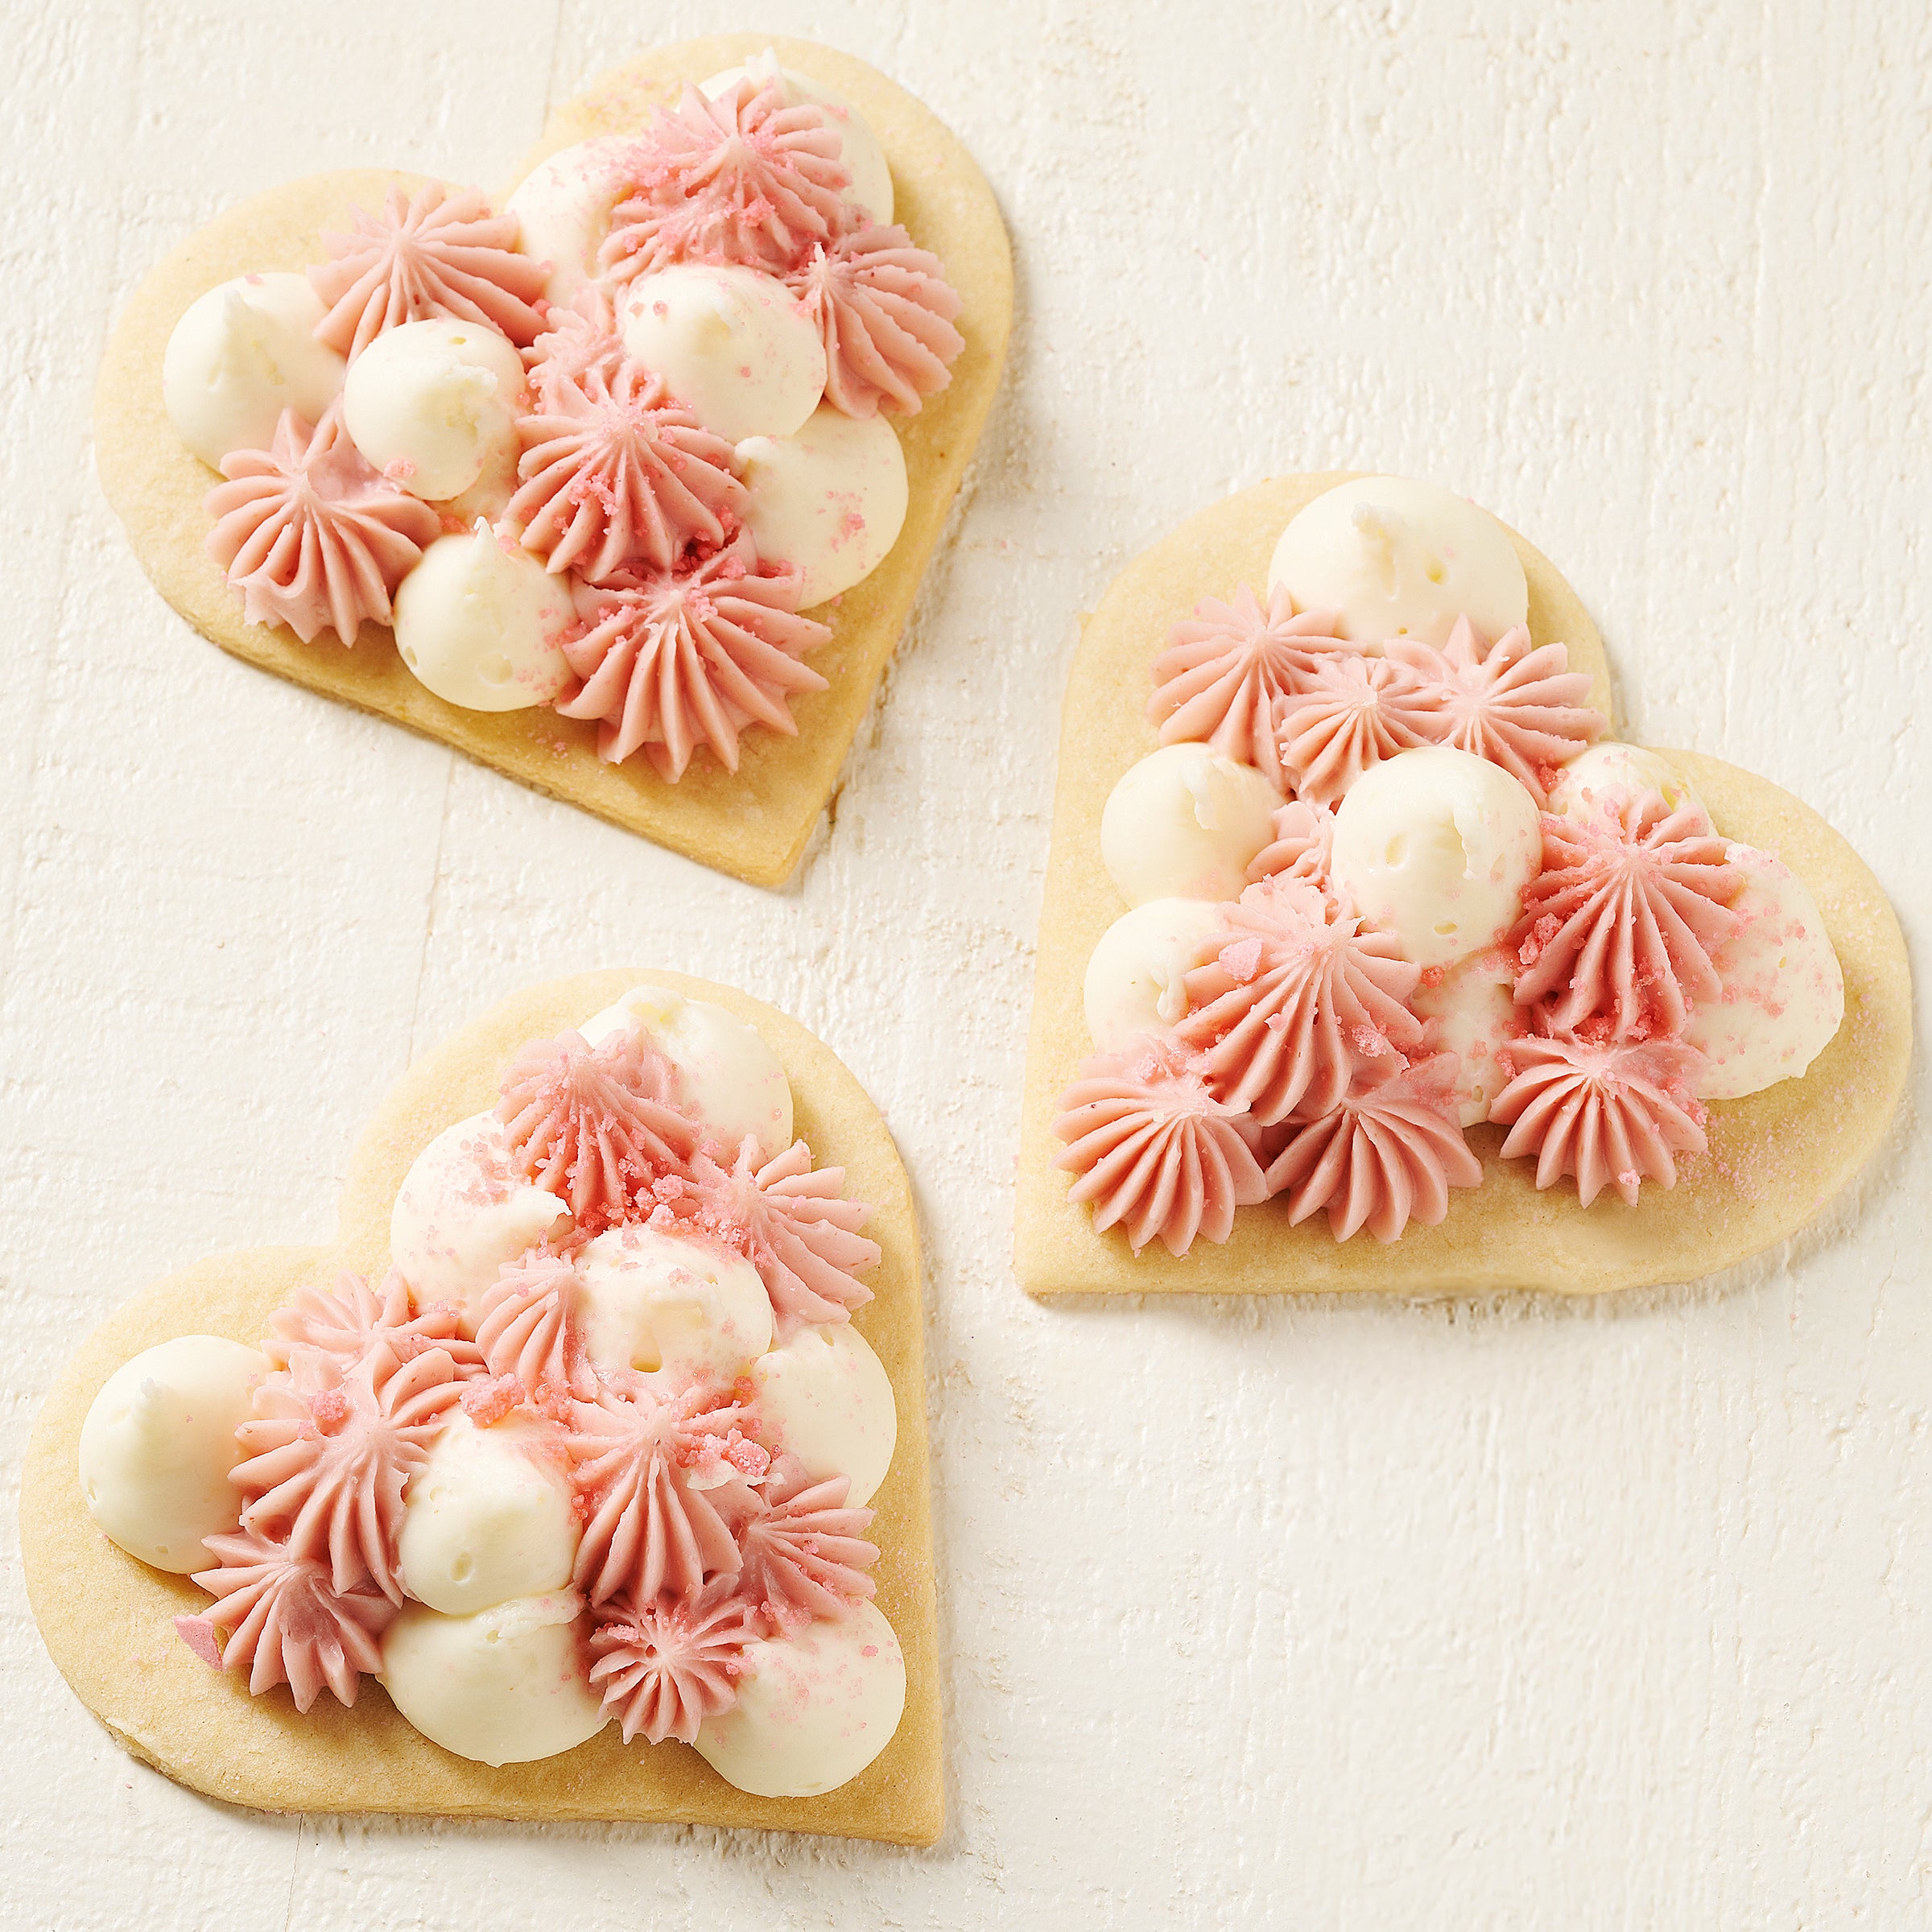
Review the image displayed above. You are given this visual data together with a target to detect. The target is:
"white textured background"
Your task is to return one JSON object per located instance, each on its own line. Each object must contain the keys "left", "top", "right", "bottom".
{"left": 2, "top": 2, "right": 1927, "bottom": 1926}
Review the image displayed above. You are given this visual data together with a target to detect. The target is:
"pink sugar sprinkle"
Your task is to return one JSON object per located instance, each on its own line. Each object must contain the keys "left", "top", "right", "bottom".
{"left": 1221, "top": 937, "right": 1265, "bottom": 985}
{"left": 174, "top": 1615, "right": 223, "bottom": 1669}
{"left": 1420, "top": 964, "right": 1447, "bottom": 989}
{"left": 461, "top": 1373, "right": 526, "bottom": 1426}
{"left": 861, "top": 1645, "right": 878, "bottom": 1657}
{"left": 308, "top": 1388, "right": 349, "bottom": 1430}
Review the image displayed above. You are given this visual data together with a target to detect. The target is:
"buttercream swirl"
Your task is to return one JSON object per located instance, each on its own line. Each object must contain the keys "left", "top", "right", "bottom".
{"left": 679, "top": 1139, "right": 881, "bottom": 1333}
{"left": 523, "top": 283, "right": 628, "bottom": 403}
{"left": 204, "top": 405, "right": 440, "bottom": 644}
{"left": 231, "top": 1340, "right": 467, "bottom": 1601}
{"left": 564, "top": 1377, "right": 766, "bottom": 1607}
{"left": 600, "top": 80, "right": 849, "bottom": 285}
{"left": 1149, "top": 585, "right": 1354, "bottom": 789}
{"left": 733, "top": 1456, "right": 879, "bottom": 1634}
{"left": 1510, "top": 791, "right": 1742, "bottom": 1039}
{"left": 786, "top": 219, "right": 965, "bottom": 418}
{"left": 309, "top": 180, "right": 547, "bottom": 359}
{"left": 263, "top": 1267, "right": 477, "bottom": 1378}
{"left": 1247, "top": 798, "right": 1338, "bottom": 889}
{"left": 508, "top": 361, "right": 745, "bottom": 580}
{"left": 1051, "top": 1035, "right": 1270, "bottom": 1257}
{"left": 555, "top": 535, "right": 831, "bottom": 778}
{"left": 473, "top": 1253, "right": 592, "bottom": 1406}
{"left": 1274, "top": 652, "right": 1441, "bottom": 805}
{"left": 495, "top": 1025, "right": 699, "bottom": 1231}
{"left": 1388, "top": 616, "right": 1606, "bottom": 798}
{"left": 1263, "top": 1055, "right": 1483, "bottom": 1241}
{"left": 1488, "top": 1033, "right": 1708, "bottom": 1206}
{"left": 179, "top": 1529, "right": 396, "bottom": 1713}
{"left": 587, "top": 1584, "right": 756, "bottom": 1744}
{"left": 1177, "top": 874, "right": 1426, "bottom": 1125}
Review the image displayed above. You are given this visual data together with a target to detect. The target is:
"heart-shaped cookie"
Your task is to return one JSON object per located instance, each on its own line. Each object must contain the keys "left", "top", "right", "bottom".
{"left": 94, "top": 35, "right": 1012, "bottom": 887}
{"left": 1017, "top": 475, "right": 1911, "bottom": 1295}
{"left": 21, "top": 971, "right": 939, "bottom": 1845}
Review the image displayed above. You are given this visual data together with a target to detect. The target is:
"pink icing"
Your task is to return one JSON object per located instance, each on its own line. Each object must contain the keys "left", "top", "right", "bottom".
{"left": 599, "top": 80, "right": 849, "bottom": 284}
{"left": 733, "top": 1456, "right": 878, "bottom": 1635}
{"left": 564, "top": 1377, "right": 758, "bottom": 1606}
{"left": 1148, "top": 585, "right": 1355, "bottom": 789}
{"left": 204, "top": 406, "right": 440, "bottom": 644}
{"left": 1388, "top": 617, "right": 1607, "bottom": 798}
{"left": 786, "top": 220, "right": 965, "bottom": 418}
{"left": 1511, "top": 791, "right": 1742, "bottom": 1040}
{"left": 1263, "top": 1055, "right": 1484, "bottom": 1241}
{"left": 1051, "top": 1035, "right": 1270, "bottom": 1257}
{"left": 231, "top": 1339, "right": 467, "bottom": 1601}
{"left": 1177, "top": 874, "right": 1426, "bottom": 1125}
{"left": 679, "top": 1139, "right": 881, "bottom": 1334}
{"left": 555, "top": 534, "right": 831, "bottom": 778}
{"left": 1274, "top": 652, "right": 1440, "bottom": 805}
{"left": 522, "top": 283, "right": 629, "bottom": 402}
{"left": 587, "top": 1584, "right": 755, "bottom": 1744}
{"left": 1247, "top": 798, "right": 1337, "bottom": 889}
{"left": 495, "top": 1026, "right": 700, "bottom": 1230}
{"left": 184, "top": 1530, "right": 396, "bottom": 1712}
{"left": 1488, "top": 1033, "right": 1709, "bottom": 1206}
{"left": 474, "top": 1254, "right": 592, "bottom": 1406}
{"left": 262, "top": 1267, "right": 478, "bottom": 1378}
{"left": 507, "top": 361, "right": 745, "bottom": 580}
{"left": 309, "top": 180, "right": 547, "bottom": 358}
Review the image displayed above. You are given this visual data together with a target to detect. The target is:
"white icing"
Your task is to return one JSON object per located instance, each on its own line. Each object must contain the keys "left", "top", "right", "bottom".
{"left": 1099, "top": 744, "right": 1282, "bottom": 908}
{"left": 1329, "top": 746, "right": 1542, "bottom": 969}
{"left": 747, "top": 1322, "right": 897, "bottom": 1509}
{"left": 161, "top": 272, "right": 347, "bottom": 469}
{"left": 1686, "top": 843, "right": 1844, "bottom": 1099}
{"left": 574, "top": 1224, "right": 774, "bottom": 1382}
{"left": 1546, "top": 741, "right": 1707, "bottom": 825}
{"left": 381, "top": 1590, "right": 607, "bottom": 1765}
{"left": 396, "top": 1412, "right": 578, "bottom": 1616}
{"left": 340, "top": 316, "right": 526, "bottom": 506}
{"left": 1413, "top": 951, "right": 1519, "bottom": 1126}
{"left": 579, "top": 982, "right": 794, "bottom": 1158}
{"left": 1268, "top": 475, "right": 1529, "bottom": 648}
{"left": 620, "top": 263, "right": 827, "bottom": 443}
{"left": 692, "top": 1599, "right": 906, "bottom": 1796}
{"left": 1082, "top": 897, "right": 1227, "bottom": 1051}
{"left": 390, "top": 1109, "right": 572, "bottom": 1323}
{"left": 76, "top": 1335, "right": 267, "bottom": 1572}
{"left": 502, "top": 135, "right": 639, "bottom": 308}
{"left": 734, "top": 404, "right": 908, "bottom": 606}
{"left": 391, "top": 521, "right": 573, "bottom": 712}
{"left": 700, "top": 50, "right": 894, "bottom": 225}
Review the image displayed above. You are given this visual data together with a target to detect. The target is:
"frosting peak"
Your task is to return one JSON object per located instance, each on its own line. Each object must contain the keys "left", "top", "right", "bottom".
{"left": 733, "top": 1457, "right": 878, "bottom": 1634}
{"left": 204, "top": 406, "right": 440, "bottom": 644}
{"left": 263, "top": 1268, "right": 477, "bottom": 1379}
{"left": 1177, "top": 873, "right": 1426, "bottom": 1125}
{"left": 1149, "top": 584, "right": 1354, "bottom": 790}
{"left": 1051, "top": 1035, "right": 1270, "bottom": 1256}
{"left": 474, "top": 1253, "right": 592, "bottom": 1406}
{"left": 555, "top": 534, "right": 831, "bottom": 778}
{"left": 309, "top": 181, "right": 547, "bottom": 359}
{"left": 588, "top": 1585, "right": 755, "bottom": 1744}
{"left": 1247, "top": 797, "right": 1338, "bottom": 889}
{"left": 601, "top": 80, "right": 849, "bottom": 285}
{"left": 1274, "top": 651, "right": 1442, "bottom": 805}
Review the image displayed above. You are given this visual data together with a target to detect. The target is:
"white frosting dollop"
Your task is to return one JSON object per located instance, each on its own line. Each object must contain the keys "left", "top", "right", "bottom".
{"left": 574, "top": 1225, "right": 774, "bottom": 1382}
{"left": 1413, "top": 950, "right": 1519, "bottom": 1125}
{"left": 503, "top": 135, "right": 639, "bottom": 308}
{"left": 1330, "top": 746, "right": 1542, "bottom": 969}
{"left": 382, "top": 1590, "right": 607, "bottom": 1766}
{"left": 693, "top": 1600, "right": 906, "bottom": 1797}
{"left": 620, "top": 264, "right": 826, "bottom": 443}
{"left": 579, "top": 982, "right": 794, "bottom": 1158}
{"left": 1083, "top": 897, "right": 1227, "bottom": 1051}
{"left": 77, "top": 1335, "right": 267, "bottom": 1571}
{"left": 390, "top": 1110, "right": 573, "bottom": 1323}
{"left": 1546, "top": 741, "right": 1706, "bottom": 825}
{"left": 1268, "top": 476, "right": 1529, "bottom": 648}
{"left": 341, "top": 317, "right": 526, "bottom": 506}
{"left": 161, "top": 272, "right": 347, "bottom": 469}
{"left": 746, "top": 1322, "right": 897, "bottom": 1509}
{"left": 700, "top": 51, "right": 894, "bottom": 225}
{"left": 734, "top": 405, "right": 908, "bottom": 606}
{"left": 392, "top": 520, "right": 573, "bottom": 712}
{"left": 1685, "top": 843, "right": 1843, "bottom": 1099}
{"left": 396, "top": 1413, "right": 579, "bottom": 1617}
{"left": 1100, "top": 744, "right": 1282, "bottom": 908}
